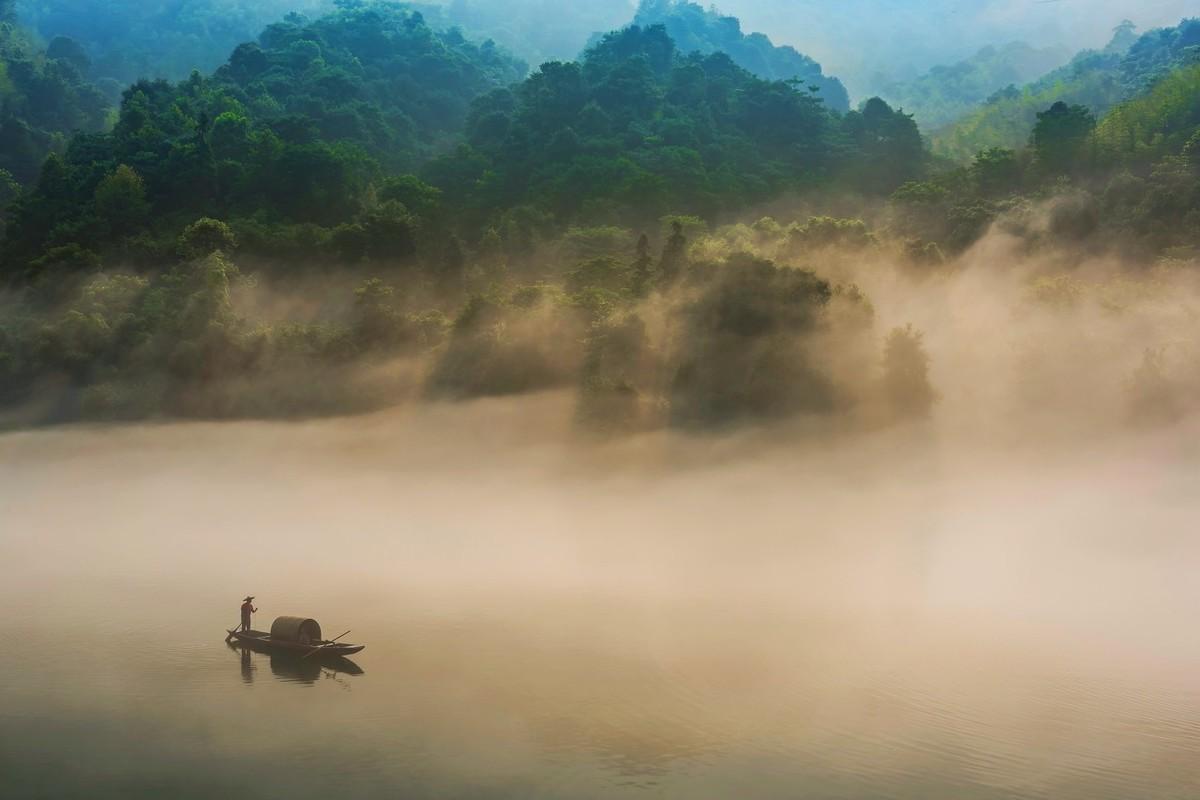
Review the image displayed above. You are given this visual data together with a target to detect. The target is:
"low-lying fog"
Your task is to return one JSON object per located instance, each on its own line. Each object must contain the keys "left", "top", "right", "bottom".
{"left": 5, "top": 390, "right": 1199, "bottom": 635}
{"left": 3, "top": 387, "right": 1200, "bottom": 797}
{"left": 5, "top": 223, "right": 1200, "bottom": 797}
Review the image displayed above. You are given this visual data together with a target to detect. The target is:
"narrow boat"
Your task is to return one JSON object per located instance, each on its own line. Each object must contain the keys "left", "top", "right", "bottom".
{"left": 227, "top": 615, "right": 365, "bottom": 657}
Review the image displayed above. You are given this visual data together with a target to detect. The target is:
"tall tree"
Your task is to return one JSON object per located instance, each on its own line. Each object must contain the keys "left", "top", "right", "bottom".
{"left": 1032, "top": 101, "right": 1096, "bottom": 174}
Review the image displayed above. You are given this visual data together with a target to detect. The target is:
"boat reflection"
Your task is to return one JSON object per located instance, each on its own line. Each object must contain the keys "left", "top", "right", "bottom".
{"left": 226, "top": 641, "right": 365, "bottom": 684}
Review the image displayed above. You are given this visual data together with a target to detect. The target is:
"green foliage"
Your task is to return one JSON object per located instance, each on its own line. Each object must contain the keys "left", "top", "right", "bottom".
{"left": 838, "top": 97, "right": 925, "bottom": 194}
{"left": 0, "top": 15, "right": 109, "bottom": 183}
{"left": 883, "top": 324, "right": 936, "bottom": 419}
{"left": 437, "top": 25, "right": 924, "bottom": 229}
{"left": 933, "top": 51, "right": 1123, "bottom": 162}
{"left": 631, "top": 0, "right": 849, "bottom": 111}
{"left": 1093, "top": 63, "right": 1200, "bottom": 166}
{"left": 0, "top": 2, "right": 522, "bottom": 278}
{"left": 879, "top": 42, "right": 1068, "bottom": 130}
{"left": 577, "top": 312, "right": 651, "bottom": 432}
{"left": 669, "top": 253, "right": 836, "bottom": 427}
{"left": 789, "top": 216, "right": 874, "bottom": 252}
{"left": 15, "top": 0, "right": 335, "bottom": 85}
{"left": 179, "top": 217, "right": 237, "bottom": 258}
{"left": 971, "top": 147, "right": 1024, "bottom": 195}
{"left": 429, "top": 285, "right": 583, "bottom": 399}
{"left": 93, "top": 164, "right": 148, "bottom": 235}
{"left": 935, "top": 19, "right": 1200, "bottom": 162}
{"left": 7, "top": 1, "right": 1200, "bottom": 434}
{"left": 890, "top": 45, "right": 1200, "bottom": 257}
{"left": 1119, "top": 19, "right": 1200, "bottom": 95}
{"left": 1032, "top": 101, "right": 1096, "bottom": 175}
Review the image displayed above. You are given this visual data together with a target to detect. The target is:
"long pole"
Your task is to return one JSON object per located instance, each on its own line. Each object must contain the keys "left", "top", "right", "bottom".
{"left": 302, "top": 630, "right": 352, "bottom": 659}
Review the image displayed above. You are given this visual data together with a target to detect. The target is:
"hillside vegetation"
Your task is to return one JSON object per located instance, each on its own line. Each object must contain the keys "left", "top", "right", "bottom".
{"left": 934, "top": 19, "right": 1200, "bottom": 161}
{"left": 630, "top": 0, "right": 848, "bottom": 112}
{"left": 878, "top": 41, "right": 1068, "bottom": 130}
{"left": 1, "top": 2, "right": 1200, "bottom": 432}
{"left": 0, "top": 0, "right": 108, "bottom": 186}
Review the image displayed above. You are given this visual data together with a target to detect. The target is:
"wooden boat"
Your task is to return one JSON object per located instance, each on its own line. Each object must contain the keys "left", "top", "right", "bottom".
{"left": 226, "top": 641, "right": 365, "bottom": 680}
{"left": 227, "top": 615, "right": 365, "bottom": 657}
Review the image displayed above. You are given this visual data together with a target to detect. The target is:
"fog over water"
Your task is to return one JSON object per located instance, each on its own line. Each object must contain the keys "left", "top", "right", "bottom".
{"left": 3, "top": 375, "right": 1200, "bottom": 797}
{"left": 2, "top": 0, "right": 1199, "bottom": 794}
{"left": 6, "top": 224, "right": 1200, "bottom": 796}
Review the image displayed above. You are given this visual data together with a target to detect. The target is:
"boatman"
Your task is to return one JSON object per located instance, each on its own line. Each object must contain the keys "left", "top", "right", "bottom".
{"left": 240, "top": 596, "right": 257, "bottom": 631}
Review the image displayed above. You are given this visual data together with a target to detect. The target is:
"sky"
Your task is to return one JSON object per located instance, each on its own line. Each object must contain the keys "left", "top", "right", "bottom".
{"left": 697, "top": 0, "right": 1199, "bottom": 94}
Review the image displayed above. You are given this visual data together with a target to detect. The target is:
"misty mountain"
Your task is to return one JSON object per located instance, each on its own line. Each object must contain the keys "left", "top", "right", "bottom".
{"left": 16, "top": 0, "right": 334, "bottom": 84}
{"left": 425, "top": 24, "right": 920, "bottom": 227}
{"left": 0, "top": 0, "right": 109, "bottom": 186}
{"left": 877, "top": 41, "right": 1069, "bottom": 130}
{"left": 411, "top": 0, "right": 633, "bottom": 67}
{"left": 0, "top": 2, "right": 526, "bottom": 274}
{"left": 934, "top": 17, "right": 1200, "bottom": 161}
{"left": 712, "top": 0, "right": 1199, "bottom": 99}
{"left": 628, "top": 0, "right": 848, "bottom": 112}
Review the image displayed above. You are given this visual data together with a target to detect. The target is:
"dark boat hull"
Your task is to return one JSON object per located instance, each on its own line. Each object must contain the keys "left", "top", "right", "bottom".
{"left": 228, "top": 629, "right": 365, "bottom": 657}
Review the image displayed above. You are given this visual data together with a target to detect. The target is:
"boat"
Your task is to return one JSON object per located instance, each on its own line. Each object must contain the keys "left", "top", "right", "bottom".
{"left": 226, "top": 615, "right": 365, "bottom": 657}
{"left": 226, "top": 641, "right": 365, "bottom": 681}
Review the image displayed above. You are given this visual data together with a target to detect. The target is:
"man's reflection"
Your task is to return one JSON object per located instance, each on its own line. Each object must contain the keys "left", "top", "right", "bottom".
{"left": 240, "top": 645, "right": 254, "bottom": 684}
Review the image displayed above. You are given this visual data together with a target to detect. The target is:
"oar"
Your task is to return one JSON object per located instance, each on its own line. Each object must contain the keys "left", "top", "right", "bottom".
{"left": 302, "top": 630, "right": 352, "bottom": 659}
{"left": 225, "top": 622, "right": 242, "bottom": 643}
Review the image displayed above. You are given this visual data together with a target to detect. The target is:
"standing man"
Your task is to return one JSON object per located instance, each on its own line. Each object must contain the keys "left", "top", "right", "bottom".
{"left": 240, "top": 596, "right": 257, "bottom": 632}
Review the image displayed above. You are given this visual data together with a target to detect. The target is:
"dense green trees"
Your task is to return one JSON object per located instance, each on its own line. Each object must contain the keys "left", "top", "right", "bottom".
{"left": 890, "top": 65, "right": 1200, "bottom": 259}
{"left": 4, "top": 1, "right": 1200, "bottom": 432}
{"left": 668, "top": 254, "right": 837, "bottom": 426}
{"left": 883, "top": 324, "right": 935, "bottom": 420}
{"left": 1093, "top": 63, "right": 1200, "bottom": 165}
{"left": 1, "top": 3, "right": 526, "bottom": 278}
{"left": 0, "top": 4, "right": 932, "bottom": 287}
{"left": 1031, "top": 101, "right": 1096, "bottom": 175}
{"left": 878, "top": 42, "right": 1068, "bottom": 131}
{"left": 16, "top": 0, "right": 334, "bottom": 85}
{"left": 0, "top": 10, "right": 109, "bottom": 184}
{"left": 426, "top": 25, "right": 920, "bottom": 232}
{"left": 935, "top": 18, "right": 1200, "bottom": 161}
{"left": 630, "top": 0, "right": 848, "bottom": 112}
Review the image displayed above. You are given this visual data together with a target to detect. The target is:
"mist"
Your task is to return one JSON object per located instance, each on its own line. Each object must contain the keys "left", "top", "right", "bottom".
{"left": 5, "top": 360, "right": 1200, "bottom": 797}
{"left": 4, "top": 1, "right": 1200, "bottom": 795}
{"left": 701, "top": 0, "right": 1198, "bottom": 96}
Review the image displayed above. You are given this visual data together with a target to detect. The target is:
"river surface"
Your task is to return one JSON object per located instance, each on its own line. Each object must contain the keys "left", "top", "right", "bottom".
{"left": 3, "top": 398, "right": 1200, "bottom": 799}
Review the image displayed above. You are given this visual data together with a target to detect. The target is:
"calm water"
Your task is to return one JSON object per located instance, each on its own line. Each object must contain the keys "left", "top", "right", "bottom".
{"left": 3, "top": 403, "right": 1200, "bottom": 799}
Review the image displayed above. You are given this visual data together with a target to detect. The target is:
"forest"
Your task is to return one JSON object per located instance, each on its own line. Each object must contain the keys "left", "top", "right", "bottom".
{"left": 0, "top": 0, "right": 1198, "bottom": 433}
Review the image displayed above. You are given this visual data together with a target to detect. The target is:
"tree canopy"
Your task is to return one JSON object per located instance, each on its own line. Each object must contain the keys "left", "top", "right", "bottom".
{"left": 0, "top": 2, "right": 526, "bottom": 276}
{"left": 629, "top": 0, "right": 849, "bottom": 112}
{"left": 934, "top": 18, "right": 1200, "bottom": 161}
{"left": 425, "top": 24, "right": 919, "bottom": 231}
{"left": 0, "top": 10, "right": 109, "bottom": 184}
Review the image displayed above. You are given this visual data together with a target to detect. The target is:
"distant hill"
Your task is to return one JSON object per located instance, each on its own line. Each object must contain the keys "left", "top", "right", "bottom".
{"left": 712, "top": 0, "right": 1198, "bottom": 100}
{"left": 933, "top": 18, "right": 1200, "bottom": 161}
{"left": 629, "top": 0, "right": 848, "bottom": 112}
{"left": 410, "top": 0, "right": 633, "bottom": 67}
{"left": 0, "top": 2, "right": 527, "bottom": 272}
{"left": 15, "top": 0, "right": 334, "bottom": 84}
{"left": 1093, "top": 61, "right": 1200, "bottom": 166}
{"left": 423, "top": 24, "right": 920, "bottom": 226}
{"left": 0, "top": 0, "right": 109, "bottom": 185}
{"left": 877, "top": 42, "right": 1069, "bottom": 131}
